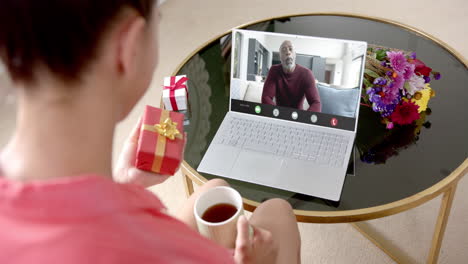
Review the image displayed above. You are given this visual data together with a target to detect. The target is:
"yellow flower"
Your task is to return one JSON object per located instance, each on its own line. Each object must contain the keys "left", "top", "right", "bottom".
{"left": 411, "top": 84, "right": 432, "bottom": 113}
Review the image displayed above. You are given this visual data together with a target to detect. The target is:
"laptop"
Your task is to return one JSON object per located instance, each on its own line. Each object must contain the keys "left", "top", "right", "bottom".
{"left": 198, "top": 29, "right": 367, "bottom": 201}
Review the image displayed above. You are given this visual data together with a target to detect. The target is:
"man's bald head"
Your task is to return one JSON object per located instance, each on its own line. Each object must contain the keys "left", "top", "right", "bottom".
{"left": 279, "top": 40, "right": 296, "bottom": 73}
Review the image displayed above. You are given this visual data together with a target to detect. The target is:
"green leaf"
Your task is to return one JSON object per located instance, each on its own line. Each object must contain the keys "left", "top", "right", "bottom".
{"left": 376, "top": 49, "right": 387, "bottom": 61}
{"left": 363, "top": 78, "right": 373, "bottom": 88}
{"left": 364, "top": 69, "right": 380, "bottom": 79}
{"left": 404, "top": 82, "right": 411, "bottom": 91}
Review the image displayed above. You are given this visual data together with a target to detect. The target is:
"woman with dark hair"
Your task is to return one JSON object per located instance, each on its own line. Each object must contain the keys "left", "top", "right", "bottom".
{"left": 0, "top": 1, "right": 301, "bottom": 263}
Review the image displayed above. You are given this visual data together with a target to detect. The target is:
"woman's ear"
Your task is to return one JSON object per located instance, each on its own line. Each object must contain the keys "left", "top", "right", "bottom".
{"left": 115, "top": 15, "right": 146, "bottom": 77}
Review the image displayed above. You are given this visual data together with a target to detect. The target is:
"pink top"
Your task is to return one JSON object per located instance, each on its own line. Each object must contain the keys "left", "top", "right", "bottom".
{"left": 0, "top": 174, "right": 234, "bottom": 264}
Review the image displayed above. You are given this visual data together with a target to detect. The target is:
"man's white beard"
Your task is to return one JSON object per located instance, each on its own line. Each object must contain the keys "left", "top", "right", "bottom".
{"left": 282, "top": 62, "right": 295, "bottom": 72}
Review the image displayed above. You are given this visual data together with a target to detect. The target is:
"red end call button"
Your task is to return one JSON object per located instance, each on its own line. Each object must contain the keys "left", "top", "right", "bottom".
{"left": 331, "top": 118, "right": 338, "bottom": 127}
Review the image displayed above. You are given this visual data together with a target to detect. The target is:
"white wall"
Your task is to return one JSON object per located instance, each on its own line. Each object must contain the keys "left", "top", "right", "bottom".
{"left": 341, "top": 43, "right": 353, "bottom": 87}
{"left": 263, "top": 35, "right": 345, "bottom": 58}
{"left": 326, "top": 58, "right": 343, "bottom": 85}
{"left": 237, "top": 32, "right": 250, "bottom": 81}
{"left": 351, "top": 43, "right": 367, "bottom": 59}
{"left": 341, "top": 43, "right": 366, "bottom": 87}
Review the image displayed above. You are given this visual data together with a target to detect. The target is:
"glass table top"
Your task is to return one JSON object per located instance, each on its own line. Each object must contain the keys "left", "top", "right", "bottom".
{"left": 177, "top": 15, "right": 468, "bottom": 212}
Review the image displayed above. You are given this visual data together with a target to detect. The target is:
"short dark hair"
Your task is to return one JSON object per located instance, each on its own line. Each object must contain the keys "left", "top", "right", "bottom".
{"left": 0, "top": 0, "right": 156, "bottom": 84}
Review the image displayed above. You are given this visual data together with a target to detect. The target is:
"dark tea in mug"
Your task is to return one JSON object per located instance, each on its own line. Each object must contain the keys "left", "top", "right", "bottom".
{"left": 201, "top": 203, "right": 238, "bottom": 223}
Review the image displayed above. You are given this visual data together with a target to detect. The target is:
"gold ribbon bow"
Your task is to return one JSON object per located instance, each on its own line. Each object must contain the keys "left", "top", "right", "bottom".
{"left": 155, "top": 118, "right": 182, "bottom": 140}
{"left": 143, "top": 110, "right": 183, "bottom": 173}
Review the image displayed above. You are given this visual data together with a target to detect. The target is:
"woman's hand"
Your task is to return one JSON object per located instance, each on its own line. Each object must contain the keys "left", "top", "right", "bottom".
{"left": 113, "top": 118, "right": 170, "bottom": 188}
{"left": 234, "top": 216, "right": 278, "bottom": 264}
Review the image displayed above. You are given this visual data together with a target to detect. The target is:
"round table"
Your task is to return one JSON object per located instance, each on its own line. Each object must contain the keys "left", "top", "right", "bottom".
{"left": 172, "top": 14, "right": 467, "bottom": 264}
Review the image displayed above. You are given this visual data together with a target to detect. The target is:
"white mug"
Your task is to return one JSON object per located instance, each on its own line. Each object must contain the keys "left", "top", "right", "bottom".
{"left": 194, "top": 186, "right": 244, "bottom": 248}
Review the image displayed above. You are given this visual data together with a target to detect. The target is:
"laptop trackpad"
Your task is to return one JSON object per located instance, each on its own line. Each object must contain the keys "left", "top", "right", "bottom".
{"left": 230, "top": 150, "right": 282, "bottom": 182}
{"left": 197, "top": 145, "right": 240, "bottom": 176}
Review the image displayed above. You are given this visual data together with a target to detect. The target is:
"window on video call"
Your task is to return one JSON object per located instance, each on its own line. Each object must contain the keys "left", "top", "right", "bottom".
{"left": 231, "top": 30, "right": 366, "bottom": 119}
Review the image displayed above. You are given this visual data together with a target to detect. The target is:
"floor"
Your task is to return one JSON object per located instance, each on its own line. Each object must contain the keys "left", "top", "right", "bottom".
{"left": 1, "top": 0, "right": 467, "bottom": 263}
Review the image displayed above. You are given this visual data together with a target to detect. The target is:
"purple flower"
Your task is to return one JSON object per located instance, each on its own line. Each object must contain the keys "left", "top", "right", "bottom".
{"left": 423, "top": 76, "right": 431, "bottom": 83}
{"left": 433, "top": 72, "right": 441, "bottom": 80}
{"left": 386, "top": 103, "right": 398, "bottom": 112}
{"left": 381, "top": 104, "right": 396, "bottom": 117}
{"left": 381, "top": 111, "right": 393, "bottom": 117}
{"left": 386, "top": 71, "right": 393, "bottom": 76}
{"left": 381, "top": 89, "right": 399, "bottom": 105}
{"left": 367, "top": 88, "right": 380, "bottom": 102}
{"left": 385, "top": 82, "right": 398, "bottom": 96}
{"left": 402, "top": 63, "right": 416, "bottom": 80}
{"left": 387, "top": 51, "right": 410, "bottom": 73}
{"left": 381, "top": 61, "right": 387, "bottom": 66}
{"left": 368, "top": 86, "right": 398, "bottom": 117}
{"left": 372, "top": 103, "right": 381, "bottom": 112}
{"left": 386, "top": 122, "right": 394, "bottom": 129}
{"left": 410, "top": 52, "right": 417, "bottom": 59}
{"left": 370, "top": 94, "right": 395, "bottom": 117}
{"left": 368, "top": 88, "right": 382, "bottom": 104}
{"left": 373, "top": 77, "right": 387, "bottom": 86}
{"left": 367, "top": 90, "right": 378, "bottom": 101}
{"left": 392, "top": 74, "right": 405, "bottom": 91}
{"left": 384, "top": 81, "right": 400, "bottom": 105}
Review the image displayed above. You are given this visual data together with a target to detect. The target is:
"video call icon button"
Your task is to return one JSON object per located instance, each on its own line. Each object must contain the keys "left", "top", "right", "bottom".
{"left": 255, "top": 105, "right": 261, "bottom": 114}
{"left": 331, "top": 118, "right": 338, "bottom": 127}
{"left": 310, "top": 114, "right": 318, "bottom": 123}
{"left": 273, "top": 108, "right": 279, "bottom": 117}
{"left": 291, "top": 111, "right": 298, "bottom": 120}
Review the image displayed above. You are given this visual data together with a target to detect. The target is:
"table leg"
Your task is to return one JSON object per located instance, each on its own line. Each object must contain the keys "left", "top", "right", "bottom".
{"left": 351, "top": 183, "right": 458, "bottom": 264}
{"left": 351, "top": 222, "right": 414, "bottom": 263}
{"left": 427, "top": 184, "right": 457, "bottom": 264}
{"left": 182, "top": 172, "right": 195, "bottom": 197}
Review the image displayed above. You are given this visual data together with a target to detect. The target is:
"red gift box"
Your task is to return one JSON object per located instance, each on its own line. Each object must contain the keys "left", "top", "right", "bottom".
{"left": 135, "top": 105, "right": 185, "bottom": 175}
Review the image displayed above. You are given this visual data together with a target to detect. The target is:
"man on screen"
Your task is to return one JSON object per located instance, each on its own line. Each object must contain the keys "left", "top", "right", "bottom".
{"left": 261, "top": 40, "right": 321, "bottom": 112}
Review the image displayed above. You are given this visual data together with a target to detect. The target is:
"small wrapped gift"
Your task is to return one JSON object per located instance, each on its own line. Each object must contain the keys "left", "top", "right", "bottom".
{"left": 162, "top": 75, "right": 188, "bottom": 111}
{"left": 135, "top": 105, "right": 185, "bottom": 175}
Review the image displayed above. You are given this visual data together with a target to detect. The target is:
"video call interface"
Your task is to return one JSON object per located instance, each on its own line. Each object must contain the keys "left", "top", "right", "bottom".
{"left": 230, "top": 29, "right": 367, "bottom": 130}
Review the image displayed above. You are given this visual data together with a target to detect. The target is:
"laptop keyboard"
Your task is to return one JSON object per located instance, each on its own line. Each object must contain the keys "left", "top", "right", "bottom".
{"left": 215, "top": 116, "right": 349, "bottom": 168}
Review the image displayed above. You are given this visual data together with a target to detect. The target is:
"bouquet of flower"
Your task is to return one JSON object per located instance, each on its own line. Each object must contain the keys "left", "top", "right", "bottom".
{"left": 362, "top": 45, "right": 441, "bottom": 129}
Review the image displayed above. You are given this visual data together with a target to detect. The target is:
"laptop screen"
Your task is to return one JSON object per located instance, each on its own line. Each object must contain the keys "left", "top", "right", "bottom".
{"left": 230, "top": 29, "right": 367, "bottom": 131}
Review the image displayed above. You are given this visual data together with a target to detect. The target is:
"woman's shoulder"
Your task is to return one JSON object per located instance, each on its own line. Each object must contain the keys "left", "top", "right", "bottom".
{"left": 0, "top": 174, "right": 234, "bottom": 263}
